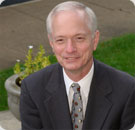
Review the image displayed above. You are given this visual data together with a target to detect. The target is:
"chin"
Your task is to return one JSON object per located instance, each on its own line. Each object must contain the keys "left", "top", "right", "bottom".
{"left": 63, "top": 65, "right": 80, "bottom": 71}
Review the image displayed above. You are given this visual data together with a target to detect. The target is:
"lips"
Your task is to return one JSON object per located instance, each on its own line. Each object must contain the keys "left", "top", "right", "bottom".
{"left": 64, "top": 57, "right": 80, "bottom": 62}
{"left": 66, "top": 57, "right": 77, "bottom": 59}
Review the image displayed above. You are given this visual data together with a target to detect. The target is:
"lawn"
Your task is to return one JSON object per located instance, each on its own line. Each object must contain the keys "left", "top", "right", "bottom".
{"left": 94, "top": 33, "right": 135, "bottom": 76}
{"left": 0, "top": 33, "right": 135, "bottom": 111}
{"left": 0, "top": 68, "right": 14, "bottom": 111}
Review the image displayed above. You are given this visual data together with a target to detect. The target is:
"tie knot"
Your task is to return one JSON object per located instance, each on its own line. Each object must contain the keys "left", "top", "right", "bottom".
{"left": 71, "top": 83, "right": 80, "bottom": 93}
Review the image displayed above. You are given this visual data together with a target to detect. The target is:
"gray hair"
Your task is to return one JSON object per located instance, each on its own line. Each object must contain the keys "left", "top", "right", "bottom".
{"left": 46, "top": 1, "right": 98, "bottom": 36}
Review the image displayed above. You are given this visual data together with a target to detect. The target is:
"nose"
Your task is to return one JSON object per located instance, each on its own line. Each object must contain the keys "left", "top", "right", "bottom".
{"left": 65, "top": 39, "right": 76, "bottom": 53}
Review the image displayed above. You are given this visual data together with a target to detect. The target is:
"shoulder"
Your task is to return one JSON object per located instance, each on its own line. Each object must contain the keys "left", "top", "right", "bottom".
{"left": 94, "top": 59, "right": 135, "bottom": 91}
{"left": 25, "top": 63, "right": 60, "bottom": 80}
{"left": 94, "top": 59, "right": 135, "bottom": 107}
{"left": 21, "top": 63, "right": 62, "bottom": 90}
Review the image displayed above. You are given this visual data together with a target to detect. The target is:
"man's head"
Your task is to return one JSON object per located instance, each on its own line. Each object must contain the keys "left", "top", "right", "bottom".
{"left": 46, "top": 1, "right": 97, "bottom": 37}
{"left": 46, "top": 1, "right": 100, "bottom": 80}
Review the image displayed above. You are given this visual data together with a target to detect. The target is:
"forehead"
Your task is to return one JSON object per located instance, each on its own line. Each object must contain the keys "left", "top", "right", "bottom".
{"left": 51, "top": 10, "right": 91, "bottom": 36}
{"left": 52, "top": 10, "right": 86, "bottom": 23}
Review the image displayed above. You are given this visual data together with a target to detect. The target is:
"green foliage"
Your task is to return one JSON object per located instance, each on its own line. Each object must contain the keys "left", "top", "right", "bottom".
{"left": 0, "top": 54, "right": 56, "bottom": 111}
{"left": 49, "top": 55, "right": 57, "bottom": 64}
{"left": 33, "top": 45, "right": 50, "bottom": 72}
{"left": 0, "top": 68, "right": 14, "bottom": 111}
{"left": 94, "top": 33, "right": 135, "bottom": 76}
{"left": 23, "top": 46, "right": 34, "bottom": 78}
{"left": 14, "top": 45, "right": 51, "bottom": 81}
{"left": 14, "top": 60, "right": 21, "bottom": 75}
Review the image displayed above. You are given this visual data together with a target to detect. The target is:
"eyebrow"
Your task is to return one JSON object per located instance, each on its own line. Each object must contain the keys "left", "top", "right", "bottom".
{"left": 54, "top": 33, "right": 88, "bottom": 38}
{"left": 75, "top": 33, "right": 87, "bottom": 36}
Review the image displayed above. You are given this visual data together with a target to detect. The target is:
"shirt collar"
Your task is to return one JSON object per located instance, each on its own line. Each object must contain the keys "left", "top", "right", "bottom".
{"left": 78, "top": 63, "right": 94, "bottom": 98}
{"left": 63, "top": 69, "right": 73, "bottom": 96}
{"left": 63, "top": 63, "right": 94, "bottom": 97}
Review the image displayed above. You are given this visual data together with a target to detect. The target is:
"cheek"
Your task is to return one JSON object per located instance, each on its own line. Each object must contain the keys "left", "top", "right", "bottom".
{"left": 53, "top": 46, "right": 65, "bottom": 63}
{"left": 80, "top": 43, "right": 92, "bottom": 54}
{"left": 80, "top": 45, "right": 93, "bottom": 59}
{"left": 53, "top": 46, "right": 63, "bottom": 55}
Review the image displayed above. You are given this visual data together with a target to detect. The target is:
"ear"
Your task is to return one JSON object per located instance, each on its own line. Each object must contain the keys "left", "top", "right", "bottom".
{"left": 48, "top": 34, "right": 54, "bottom": 49}
{"left": 93, "top": 30, "right": 100, "bottom": 51}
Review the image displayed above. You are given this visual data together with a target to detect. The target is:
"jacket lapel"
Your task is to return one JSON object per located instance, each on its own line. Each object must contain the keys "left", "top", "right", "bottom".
{"left": 43, "top": 64, "right": 72, "bottom": 130}
{"left": 83, "top": 60, "right": 113, "bottom": 130}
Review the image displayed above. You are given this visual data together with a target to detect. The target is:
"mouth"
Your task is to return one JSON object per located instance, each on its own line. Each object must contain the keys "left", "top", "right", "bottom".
{"left": 64, "top": 57, "right": 80, "bottom": 61}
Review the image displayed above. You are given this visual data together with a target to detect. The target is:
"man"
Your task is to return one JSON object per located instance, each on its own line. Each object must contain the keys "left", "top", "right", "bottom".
{"left": 20, "top": 1, "right": 135, "bottom": 130}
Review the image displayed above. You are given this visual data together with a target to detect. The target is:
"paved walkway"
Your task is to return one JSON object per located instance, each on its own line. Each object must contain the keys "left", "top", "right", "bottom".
{"left": 0, "top": 111, "right": 20, "bottom": 130}
{"left": 0, "top": 0, "right": 135, "bottom": 129}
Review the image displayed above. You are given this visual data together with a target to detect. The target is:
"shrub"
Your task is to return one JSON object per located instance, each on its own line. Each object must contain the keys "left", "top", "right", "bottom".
{"left": 14, "top": 45, "right": 51, "bottom": 85}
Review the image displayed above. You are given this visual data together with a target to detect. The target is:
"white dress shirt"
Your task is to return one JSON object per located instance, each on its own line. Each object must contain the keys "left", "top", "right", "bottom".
{"left": 63, "top": 63, "right": 94, "bottom": 117}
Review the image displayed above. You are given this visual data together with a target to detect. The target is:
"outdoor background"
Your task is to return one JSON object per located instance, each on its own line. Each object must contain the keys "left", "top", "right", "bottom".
{"left": 0, "top": 0, "right": 135, "bottom": 70}
{"left": 0, "top": 0, "right": 135, "bottom": 130}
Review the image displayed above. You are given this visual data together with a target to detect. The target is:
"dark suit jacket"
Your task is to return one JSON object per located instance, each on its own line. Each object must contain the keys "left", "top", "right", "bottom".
{"left": 20, "top": 59, "right": 135, "bottom": 130}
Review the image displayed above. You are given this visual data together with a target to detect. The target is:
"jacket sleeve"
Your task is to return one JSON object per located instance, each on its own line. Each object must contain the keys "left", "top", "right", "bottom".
{"left": 20, "top": 79, "right": 43, "bottom": 130}
{"left": 120, "top": 83, "right": 135, "bottom": 130}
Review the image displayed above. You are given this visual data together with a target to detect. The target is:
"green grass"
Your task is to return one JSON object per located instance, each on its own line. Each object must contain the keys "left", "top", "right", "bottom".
{"left": 94, "top": 33, "right": 135, "bottom": 76}
{"left": 0, "top": 68, "right": 14, "bottom": 111}
{"left": 0, "top": 33, "right": 135, "bottom": 111}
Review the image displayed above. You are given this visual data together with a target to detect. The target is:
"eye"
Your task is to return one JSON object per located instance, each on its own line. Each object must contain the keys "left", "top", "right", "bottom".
{"left": 77, "top": 37, "right": 84, "bottom": 40}
{"left": 55, "top": 38, "right": 65, "bottom": 44}
{"left": 75, "top": 36, "right": 85, "bottom": 42}
{"left": 57, "top": 39, "right": 64, "bottom": 42}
